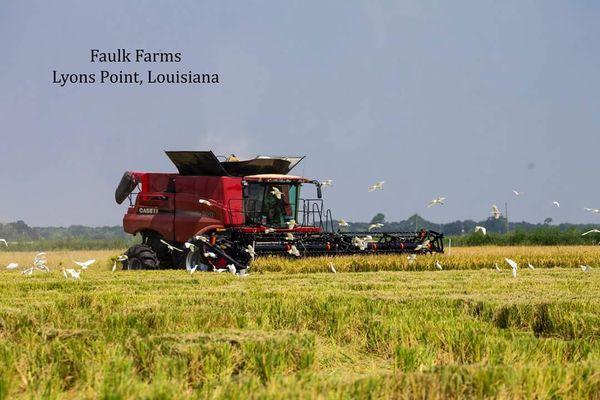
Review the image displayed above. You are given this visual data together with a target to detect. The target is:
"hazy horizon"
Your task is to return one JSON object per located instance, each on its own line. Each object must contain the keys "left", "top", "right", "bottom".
{"left": 1, "top": 1, "right": 599, "bottom": 226}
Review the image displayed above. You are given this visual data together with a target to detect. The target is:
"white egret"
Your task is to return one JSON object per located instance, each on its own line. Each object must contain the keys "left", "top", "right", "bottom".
{"left": 245, "top": 245, "right": 256, "bottom": 260}
{"left": 328, "top": 262, "right": 337, "bottom": 274}
{"left": 505, "top": 258, "right": 518, "bottom": 277}
{"left": 288, "top": 245, "right": 301, "bottom": 257}
{"left": 160, "top": 240, "right": 183, "bottom": 253}
{"left": 491, "top": 205, "right": 502, "bottom": 220}
{"left": 475, "top": 226, "right": 487, "bottom": 235}
{"left": 582, "top": 229, "right": 600, "bottom": 236}
{"left": 428, "top": 197, "right": 446, "bottom": 207}
{"left": 368, "top": 181, "right": 385, "bottom": 192}
{"left": 368, "top": 223, "right": 384, "bottom": 231}
{"left": 270, "top": 187, "right": 283, "bottom": 199}
{"left": 286, "top": 219, "right": 297, "bottom": 230}
{"left": 73, "top": 259, "right": 96, "bottom": 269}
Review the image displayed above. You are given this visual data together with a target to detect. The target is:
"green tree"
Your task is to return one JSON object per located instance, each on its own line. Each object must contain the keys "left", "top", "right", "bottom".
{"left": 370, "top": 213, "right": 385, "bottom": 224}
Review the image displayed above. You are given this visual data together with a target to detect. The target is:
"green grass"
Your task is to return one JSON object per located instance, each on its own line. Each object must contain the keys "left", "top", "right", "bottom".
{"left": 0, "top": 250, "right": 598, "bottom": 398}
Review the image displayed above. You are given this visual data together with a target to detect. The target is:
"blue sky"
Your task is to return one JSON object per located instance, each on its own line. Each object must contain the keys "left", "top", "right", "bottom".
{"left": 0, "top": 1, "right": 599, "bottom": 226}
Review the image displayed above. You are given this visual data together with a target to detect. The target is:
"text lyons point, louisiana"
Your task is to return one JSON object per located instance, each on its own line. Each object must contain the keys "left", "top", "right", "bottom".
{"left": 52, "top": 49, "right": 220, "bottom": 87}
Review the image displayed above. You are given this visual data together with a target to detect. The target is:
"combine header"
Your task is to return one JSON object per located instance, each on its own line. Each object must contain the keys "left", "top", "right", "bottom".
{"left": 115, "top": 151, "right": 443, "bottom": 271}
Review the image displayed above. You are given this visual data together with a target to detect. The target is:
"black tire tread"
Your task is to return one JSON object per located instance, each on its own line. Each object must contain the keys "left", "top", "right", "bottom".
{"left": 126, "top": 244, "right": 159, "bottom": 270}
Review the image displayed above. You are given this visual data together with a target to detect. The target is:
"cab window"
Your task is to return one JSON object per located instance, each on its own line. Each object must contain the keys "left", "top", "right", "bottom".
{"left": 244, "top": 182, "right": 298, "bottom": 227}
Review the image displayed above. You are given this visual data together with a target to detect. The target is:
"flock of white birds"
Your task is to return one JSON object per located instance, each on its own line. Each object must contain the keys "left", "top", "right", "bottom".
{"left": 328, "top": 180, "right": 599, "bottom": 238}
{"left": 3, "top": 249, "right": 96, "bottom": 280}
{"left": 331, "top": 179, "right": 596, "bottom": 276}
{"left": 0, "top": 180, "right": 597, "bottom": 279}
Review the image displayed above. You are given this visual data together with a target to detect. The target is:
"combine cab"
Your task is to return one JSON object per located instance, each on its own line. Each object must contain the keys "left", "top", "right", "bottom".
{"left": 115, "top": 151, "right": 443, "bottom": 271}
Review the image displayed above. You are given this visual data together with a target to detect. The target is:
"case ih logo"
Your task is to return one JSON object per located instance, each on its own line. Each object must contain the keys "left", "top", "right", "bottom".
{"left": 138, "top": 207, "right": 159, "bottom": 215}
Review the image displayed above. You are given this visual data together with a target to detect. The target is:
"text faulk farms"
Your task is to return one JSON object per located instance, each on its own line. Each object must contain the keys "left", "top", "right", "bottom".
{"left": 90, "top": 49, "right": 182, "bottom": 63}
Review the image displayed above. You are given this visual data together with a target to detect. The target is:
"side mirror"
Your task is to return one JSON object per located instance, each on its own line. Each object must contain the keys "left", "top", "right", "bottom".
{"left": 242, "top": 181, "right": 249, "bottom": 198}
{"left": 115, "top": 171, "right": 138, "bottom": 204}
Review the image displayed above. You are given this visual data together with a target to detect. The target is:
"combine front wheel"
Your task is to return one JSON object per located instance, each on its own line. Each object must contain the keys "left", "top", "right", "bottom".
{"left": 124, "top": 244, "right": 159, "bottom": 270}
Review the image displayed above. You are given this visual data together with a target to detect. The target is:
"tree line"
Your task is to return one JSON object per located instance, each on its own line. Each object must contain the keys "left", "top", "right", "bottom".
{"left": 0, "top": 215, "right": 598, "bottom": 250}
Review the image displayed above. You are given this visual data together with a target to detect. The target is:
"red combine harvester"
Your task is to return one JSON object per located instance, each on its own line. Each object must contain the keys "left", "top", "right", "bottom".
{"left": 115, "top": 151, "right": 443, "bottom": 271}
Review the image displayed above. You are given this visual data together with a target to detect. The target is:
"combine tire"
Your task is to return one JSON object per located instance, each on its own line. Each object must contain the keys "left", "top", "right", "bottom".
{"left": 125, "top": 244, "right": 159, "bottom": 270}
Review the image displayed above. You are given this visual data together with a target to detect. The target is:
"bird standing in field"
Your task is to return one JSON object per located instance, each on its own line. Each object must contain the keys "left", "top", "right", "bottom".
{"left": 435, "top": 261, "right": 443, "bottom": 270}
{"left": 428, "top": 197, "right": 446, "bottom": 207}
{"left": 580, "top": 265, "right": 591, "bottom": 272}
{"left": 328, "top": 262, "right": 337, "bottom": 274}
{"left": 6, "top": 263, "right": 19, "bottom": 270}
{"left": 475, "top": 226, "right": 487, "bottom": 235}
{"left": 0, "top": 239, "right": 7, "bottom": 247}
{"left": 527, "top": 263, "right": 535, "bottom": 270}
{"left": 368, "top": 181, "right": 385, "bottom": 192}
{"left": 494, "top": 263, "right": 501, "bottom": 271}
{"left": 491, "top": 205, "right": 502, "bottom": 220}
